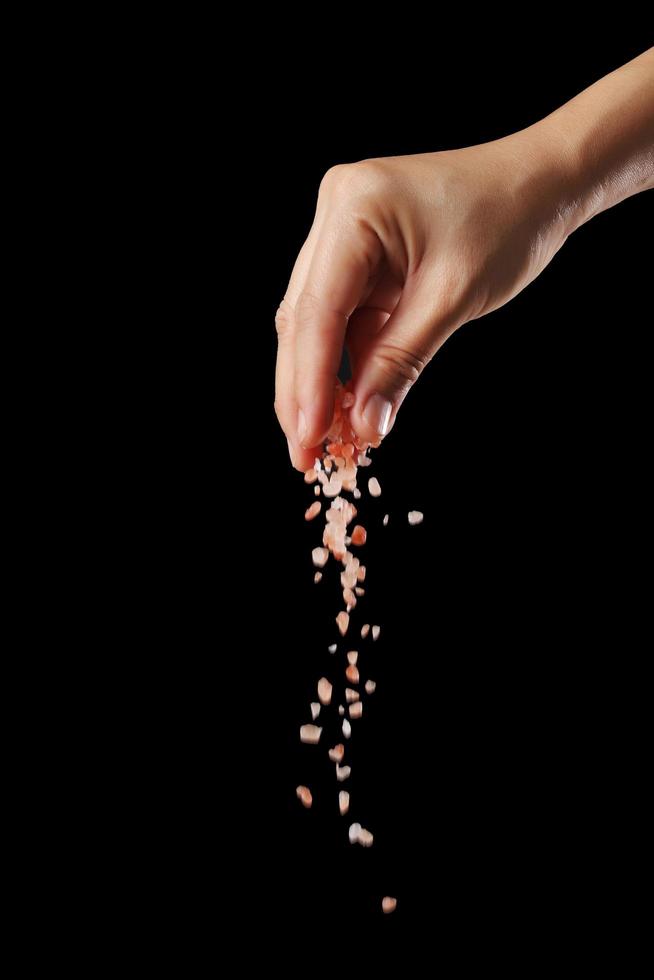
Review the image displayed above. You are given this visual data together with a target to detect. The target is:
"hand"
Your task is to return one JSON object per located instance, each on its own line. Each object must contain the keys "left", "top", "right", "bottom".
{"left": 275, "top": 50, "right": 654, "bottom": 470}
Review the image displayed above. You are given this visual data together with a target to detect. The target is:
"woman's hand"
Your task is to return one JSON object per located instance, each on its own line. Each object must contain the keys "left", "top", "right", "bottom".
{"left": 275, "top": 50, "right": 654, "bottom": 470}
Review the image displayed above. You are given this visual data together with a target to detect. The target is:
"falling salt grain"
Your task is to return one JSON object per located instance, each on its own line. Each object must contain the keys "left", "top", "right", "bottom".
{"left": 314, "top": 485, "right": 320, "bottom": 496}
{"left": 342, "top": 719, "right": 352, "bottom": 739}
{"left": 305, "top": 501, "right": 321, "bottom": 521}
{"left": 357, "top": 566, "right": 366, "bottom": 583}
{"left": 318, "top": 677, "right": 332, "bottom": 706}
{"left": 339, "top": 791, "right": 350, "bottom": 815}
{"left": 304, "top": 468, "right": 318, "bottom": 484}
{"left": 382, "top": 897, "right": 397, "bottom": 914}
{"left": 365, "top": 680, "right": 376, "bottom": 695}
{"left": 355, "top": 587, "right": 365, "bottom": 596}
{"left": 349, "top": 823, "right": 361, "bottom": 844}
{"left": 300, "top": 725, "right": 322, "bottom": 744}
{"left": 310, "top": 702, "right": 321, "bottom": 720}
{"left": 349, "top": 701, "right": 363, "bottom": 719}
{"left": 345, "top": 688, "right": 360, "bottom": 703}
{"left": 372, "top": 625, "right": 380, "bottom": 641}
{"left": 347, "top": 651, "right": 358, "bottom": 665}
{"left": 353, "top": 488, "right": 361, "bottom": 499}
{"left": 345, "top": 664, "right": 359, "bottom": 684}
{"left": 296, "top": 786, "right": 312, "bottom": 808}
{"left": 351, "top": 525, "right": 367, "bottom": 546}
{"left": 358, "top": 828, "right": 374, "bottom": 847}
{"left": 328, "top": 744, "right": 345, "bottom": 763}
{"left": 358, "top": 453, "right": 372, "bottom": 467}
{"left": 338, "top": 704, "right": 345, "bottom": 716}
{"left": 383, "top": 514, "right": 389, "bottom": 526}
{"left": 343, "top": 588, "right": 356, "bottom": 611}
{"left": 336, "top": 611, "right": 350, "bottom": 636}
{"left": 336, "top": 764, "right": 351, "bottom": 781}
{"left": 328, "top": 644, "right": 337, "bottom": 654}
{"left": 361, "top": 624, "right": 370, "bottom": 639}
{"left": 313, "top": 572, "right": 322, "bottom": 584}
{"left": 368, "top": 477, "right": 382, "bottom": 497}
{"left": 408, "top": 511, "right": 424, "bottom": 525}
{"left": 312, "top": 547, "right": 328, "bottom": 568}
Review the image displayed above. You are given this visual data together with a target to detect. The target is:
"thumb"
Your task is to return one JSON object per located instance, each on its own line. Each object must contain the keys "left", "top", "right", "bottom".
{"left": 348, "top": 279, "right": 460, "bottom": 446}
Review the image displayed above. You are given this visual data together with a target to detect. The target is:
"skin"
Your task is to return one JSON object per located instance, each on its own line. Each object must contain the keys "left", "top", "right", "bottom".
{"left": 275, "top": 49, "right": 654, "bottom": 470}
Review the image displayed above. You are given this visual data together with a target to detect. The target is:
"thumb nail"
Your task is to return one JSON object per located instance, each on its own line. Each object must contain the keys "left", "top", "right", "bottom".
{"left": 362, "top": 393, "right": 392, "bottom": 437}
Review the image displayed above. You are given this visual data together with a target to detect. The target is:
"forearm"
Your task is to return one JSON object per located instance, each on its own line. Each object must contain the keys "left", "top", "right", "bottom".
{"left": 532, "top": 48, "right": 654, "bottom": 234}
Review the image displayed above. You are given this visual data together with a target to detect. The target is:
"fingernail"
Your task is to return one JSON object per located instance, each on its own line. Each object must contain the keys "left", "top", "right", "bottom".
{"left": 362, "top": 393, "right": 392, "bottom": 437}
{"left": 297, "top": 408, "right": 308, "bottom": 447}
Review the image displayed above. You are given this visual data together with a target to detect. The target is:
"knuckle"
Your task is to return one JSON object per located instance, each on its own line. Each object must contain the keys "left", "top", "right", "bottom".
{"left": 275, "top": 298, "right": 293, "bottom": 339}
{"left": 373, "top": 341, "right": 431, "bottom": 392}
{"left": 320, "top": 159, "right": 393, "bottom": 204}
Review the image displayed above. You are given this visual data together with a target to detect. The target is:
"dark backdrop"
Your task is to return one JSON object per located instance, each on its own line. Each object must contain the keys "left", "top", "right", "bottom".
{"left": 214, "top": 34, "right": 652, "bottom": 943}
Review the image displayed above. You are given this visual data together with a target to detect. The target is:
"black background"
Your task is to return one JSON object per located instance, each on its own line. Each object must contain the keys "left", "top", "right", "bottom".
{"left": 140, "top": 31, "right": 654, "bottom": 948}
{"left": 225, "top": 35, "right": 653, "bottom": 938}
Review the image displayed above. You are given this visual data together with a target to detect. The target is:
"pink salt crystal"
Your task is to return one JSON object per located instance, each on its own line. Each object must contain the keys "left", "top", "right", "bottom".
{"left": 358, "top": 453, "right": 372, "bottom": 467}
{"left": 314, "top": 458, "right": 322, "bottom": 471}
{"left": 342, "top": 479, "right": 357, "bottom": 492}
{"left": 341, "top": 569, "right": 357, "bottom": 590}
{"left": 296, "top": 785, "right": 313, "bottom": 808}
{"left": 342, "top": 719, "right": 352, "bottom": 739}
{"left": 348, "top": 823, "right": 361, "bottom": 843}
{"left": 358, "top": 827, "right": 374, "bottom": 847}
{"left": 342, "top": 393, "right": 355, "bottom": 409}
{"left": 323, "top": 478, "right": 342, "bottom": 498}
{"left": 300, "top": 724, "right": 322, "bottom": 744}
{"left": 368, "top": 477, "right": 382, "bottom": 497}
{"left": 383, "top": 514, "right": 389, "bottom": 526}
{"left": 361, "top": 624, "right": 370, "bottom": 639}
{"left": 355, "top": 587, "right": 365, "bottom": 596}
{"left": 342, "top": 440, "right": 355, "bottom": 456}
{"left": 346, "top": 651, "right": 358, "bottom": 665}
{"left": 338, "top": 704, "right": 345, "bottom": 716}
{"left": 345, "top": 688, "right": 360, "bottom": 703}
{"left": 305, "top": 498, "right": 319, "bottom": 516}
{"left": 318, "top": 677, "right": 332, "bottom": 706}
{"left": 310, "top": 702, "right": 321, "bottom": 720}
{"left": 328, "top": 644, "right": 337, "bottom": 654}
{"left": 364, "top": 680, "right": 376, "bottom": 695}
{"left": 339, "top": 790, "right": 350, "bottom": 815}
{"left": 343, "top": 588, "right": 357, "bottom": 611}
{"left": 382, "top": 897, "right": 397, "bottom": 914}
{"left": 336, "top": 763, "right": 351, "bottom": 780}
{"left": 357, "top": 566, "right": 366, "bottom": 582}
{"left": 408, "top": 510, "right": 424, "bottom": 525}
{"left": 312, "top": 547, "right": 328, "bottom": 568}
{"left": 349, "top": 701, "right": 363, "bottom": 719}
{"left": 372, "top": 625, "right": 380, "bottom": 641}
{"left": 314, "top": 485, "right": 321, "bottom": 496}
{"left": 351, "top": 525, "right": 367, "bottom": 546}
{"left": 345, "top": 664, "right": 359, "bottom": 684}
{"left": 304, "top": 468, "right": 318, "bottom": 484}
{"left": 328, "top": 743, "right": 345, "bottom": 763}
{"left": 353, "top": 488, "right": 362, "bottom": 499}
{"left": 317, "top": 470, "right": 328, "bottom": 486}
{"left": 336, "top": 611, "right": 350, "bottom": 636}
{"left": 324, "top": 458, "right": 333, "bottom": 473}
{"left": 313, "top": 572, "right": 322, "bottom": 584}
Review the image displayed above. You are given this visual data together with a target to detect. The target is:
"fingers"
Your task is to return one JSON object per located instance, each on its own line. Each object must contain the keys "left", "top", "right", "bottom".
{"left": 293, "top": 218, "right": 382, "bottom": 449}
{"left": 347, "top": 275, "right": 463, "bottom": 446}
{"left": 275, "top": 232, "right": 321, "bottom": 470}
